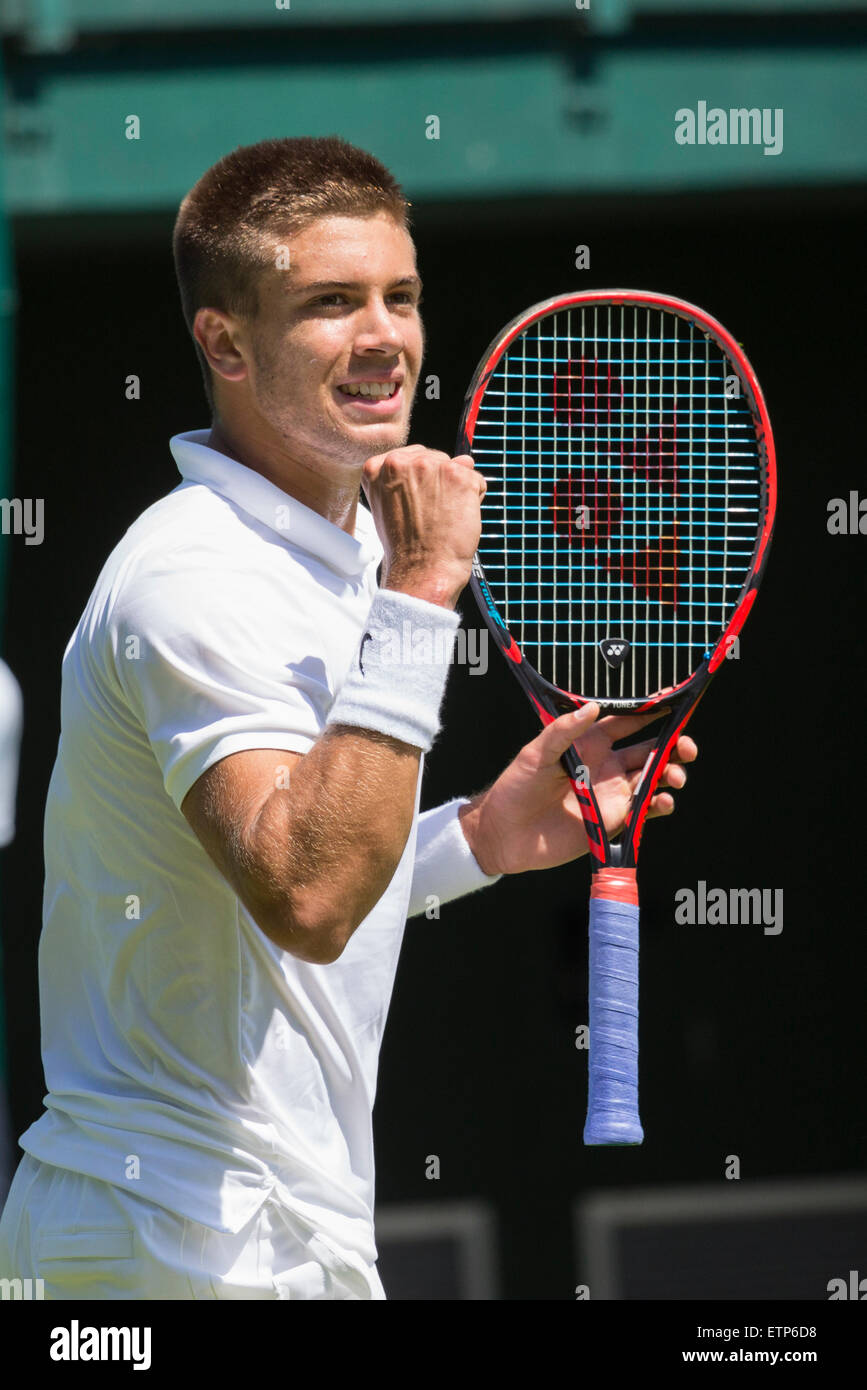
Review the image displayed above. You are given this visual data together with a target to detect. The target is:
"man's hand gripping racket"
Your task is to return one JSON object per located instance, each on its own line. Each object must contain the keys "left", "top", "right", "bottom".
{"left": 459, "top": 291, "right": 776, "bottom": 1144}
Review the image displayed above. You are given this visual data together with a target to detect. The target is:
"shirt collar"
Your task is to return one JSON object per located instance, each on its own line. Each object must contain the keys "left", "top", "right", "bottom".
{"left": 169, "top": 429, "right": 383, "bottom": 579}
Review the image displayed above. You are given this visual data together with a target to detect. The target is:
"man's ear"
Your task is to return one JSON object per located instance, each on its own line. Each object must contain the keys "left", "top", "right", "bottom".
{"left": 193, "top": 307, "right": 248, "bottom": 385}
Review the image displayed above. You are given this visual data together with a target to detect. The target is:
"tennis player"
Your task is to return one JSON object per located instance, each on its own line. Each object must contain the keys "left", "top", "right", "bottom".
{"left": 0, "top": 137, "right": 696, "bottom": 1299}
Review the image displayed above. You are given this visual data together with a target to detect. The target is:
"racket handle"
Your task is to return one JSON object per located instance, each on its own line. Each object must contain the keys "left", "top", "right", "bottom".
{"left": 584, "top": 869, "right": 643, "bottom": 1146}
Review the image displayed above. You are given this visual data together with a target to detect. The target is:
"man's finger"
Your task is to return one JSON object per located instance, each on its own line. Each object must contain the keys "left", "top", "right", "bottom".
{"left": 616, "top": 731, "right": 700, "bottom": 777}
{"left": 597, "top": 706, "right": 672, "bottom": 742}
{"left": 621, "top": 738, "right": 658, "bottom": 772}
{"left": 671, "top": 735, "right": 698, "bottom": 764}
{"left": 534, "top": 704, "right": 600, "bottom": 767}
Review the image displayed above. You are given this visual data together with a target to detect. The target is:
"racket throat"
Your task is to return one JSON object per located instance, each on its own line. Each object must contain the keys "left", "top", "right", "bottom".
{"left": 562, "top": 744, "right": 638, "bottom": 871}
{"left": 590, "top": 863, "right": 639, "bottom": 903}
{"left": 600, "top": 841, "right": 633, "bottom": 871}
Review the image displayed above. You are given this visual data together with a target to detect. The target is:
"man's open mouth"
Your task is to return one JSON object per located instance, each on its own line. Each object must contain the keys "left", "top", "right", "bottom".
{"left": 337, "top": 382, "right": 400, "bottom": 399}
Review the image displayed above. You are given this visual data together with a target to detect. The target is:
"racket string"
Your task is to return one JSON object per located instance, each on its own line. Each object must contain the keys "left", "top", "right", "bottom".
{"left": 474, "top": 304, "right": 763, "bottom": 700}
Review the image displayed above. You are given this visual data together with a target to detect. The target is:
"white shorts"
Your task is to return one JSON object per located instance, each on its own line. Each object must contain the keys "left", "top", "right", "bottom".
{"left": 0, "top": 1154, "right": 386, "bottom": 1300}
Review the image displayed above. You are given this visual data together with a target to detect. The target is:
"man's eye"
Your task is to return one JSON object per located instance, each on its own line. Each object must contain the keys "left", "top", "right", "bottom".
{"left": 310, "top": 291, "right": 420, "bottom": 308}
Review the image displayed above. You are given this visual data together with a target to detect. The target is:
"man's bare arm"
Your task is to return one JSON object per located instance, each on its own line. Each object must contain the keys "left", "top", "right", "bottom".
{"left": 182, "top": 732, "right": 420, "bottom": 965}
{"left": 181, "top": 444, "right": 485, "bottom": 965}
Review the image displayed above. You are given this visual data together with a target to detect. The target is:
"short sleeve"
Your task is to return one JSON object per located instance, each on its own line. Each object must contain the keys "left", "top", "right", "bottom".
{"left": 111, "top": 560, "right": 329, "bottom": 811}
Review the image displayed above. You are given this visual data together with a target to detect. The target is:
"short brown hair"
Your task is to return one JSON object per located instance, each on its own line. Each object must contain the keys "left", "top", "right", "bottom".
{"left": 172, "top": 136, "right": 411, "bottom": 410}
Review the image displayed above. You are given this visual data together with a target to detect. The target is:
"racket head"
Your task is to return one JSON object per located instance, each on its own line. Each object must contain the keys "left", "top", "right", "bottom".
{"left": 461, "top": 289, "right": 776, "bottom": 720}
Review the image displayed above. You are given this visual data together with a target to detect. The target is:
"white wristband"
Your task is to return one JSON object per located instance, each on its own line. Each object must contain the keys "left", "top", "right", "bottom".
{"left": 326, "top": 589, "right": 462, "bottom": 752}
{"left": 408, "top": 797, "right": 503, "bottom": 918}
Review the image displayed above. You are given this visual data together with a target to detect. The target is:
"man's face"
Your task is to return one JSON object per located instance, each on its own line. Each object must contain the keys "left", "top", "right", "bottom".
{"left": 239, "top": 212, "right": 424, "bottom": 470}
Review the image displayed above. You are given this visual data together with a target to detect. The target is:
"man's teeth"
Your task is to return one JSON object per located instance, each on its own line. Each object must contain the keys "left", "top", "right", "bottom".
{"left": 339, "top": 382, "right": 398, "bottom": 398}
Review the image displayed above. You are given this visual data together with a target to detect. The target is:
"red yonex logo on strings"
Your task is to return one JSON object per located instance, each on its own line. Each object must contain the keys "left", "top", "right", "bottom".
{"left": 549, "top": 356, "right": 682, "bottom": 612}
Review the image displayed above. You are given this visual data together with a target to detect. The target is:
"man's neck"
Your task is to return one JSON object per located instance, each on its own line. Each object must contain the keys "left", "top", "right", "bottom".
{"left": 206, "top": 421, "right": 360, "bottom": 535}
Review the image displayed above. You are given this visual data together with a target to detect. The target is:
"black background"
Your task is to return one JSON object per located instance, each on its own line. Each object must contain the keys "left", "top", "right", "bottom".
{"left": 3, "top": 181, "right": 865, "bottom": 1299}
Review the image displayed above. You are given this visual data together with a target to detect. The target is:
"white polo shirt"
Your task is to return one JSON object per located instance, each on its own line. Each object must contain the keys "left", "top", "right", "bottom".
{"left": 19, "top": 430, "right": 497, "bottom": 1265}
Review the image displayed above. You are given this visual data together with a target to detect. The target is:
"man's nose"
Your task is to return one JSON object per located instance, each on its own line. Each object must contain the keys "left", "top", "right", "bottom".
{"left": 353, "top": 297, "right": 404, "bottom": 354}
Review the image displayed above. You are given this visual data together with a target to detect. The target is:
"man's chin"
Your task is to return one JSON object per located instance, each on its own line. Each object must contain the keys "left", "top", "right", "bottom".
{"left": 340, "top": 420, "right": 410, "bottom": 462}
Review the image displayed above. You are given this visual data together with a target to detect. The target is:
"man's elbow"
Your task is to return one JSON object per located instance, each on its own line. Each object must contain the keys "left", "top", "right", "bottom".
{"left": 254, "top": 895, "right": 352, "bottom": 965}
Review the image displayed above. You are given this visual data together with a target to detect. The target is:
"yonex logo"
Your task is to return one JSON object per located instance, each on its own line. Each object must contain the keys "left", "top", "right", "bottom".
{"left": 599, "top": 638, "right": 630, "bottom": 669}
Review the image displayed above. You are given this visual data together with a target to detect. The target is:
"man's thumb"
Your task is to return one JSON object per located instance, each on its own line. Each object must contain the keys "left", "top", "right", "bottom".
{"left": 537, "top": 704, "right": 599, "bottom": 765}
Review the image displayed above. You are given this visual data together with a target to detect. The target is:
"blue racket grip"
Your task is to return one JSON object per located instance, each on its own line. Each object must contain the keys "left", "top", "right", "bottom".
{"left": 584, "top": 878, "right": 644, "bottom": 1146}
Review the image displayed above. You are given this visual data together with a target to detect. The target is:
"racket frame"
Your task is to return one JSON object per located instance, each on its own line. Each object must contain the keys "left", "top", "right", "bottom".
{"left": 459, "top": 289, "right": 776, "bottom": 870}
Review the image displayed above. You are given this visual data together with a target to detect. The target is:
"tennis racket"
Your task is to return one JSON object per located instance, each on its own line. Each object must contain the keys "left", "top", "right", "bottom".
{"left": 458, "top": 290, "right": 776, "bottom": 1145}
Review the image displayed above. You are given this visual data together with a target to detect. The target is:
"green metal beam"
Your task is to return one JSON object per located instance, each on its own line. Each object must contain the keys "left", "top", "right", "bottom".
{"left": 2, "top": 0, "right": 865, "bottom": 42}
{"left": 6, "top": 0, "right": 579, "bottom": 42}
{"left": 3, "top": 37, "right": 865, "bottom": 214}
